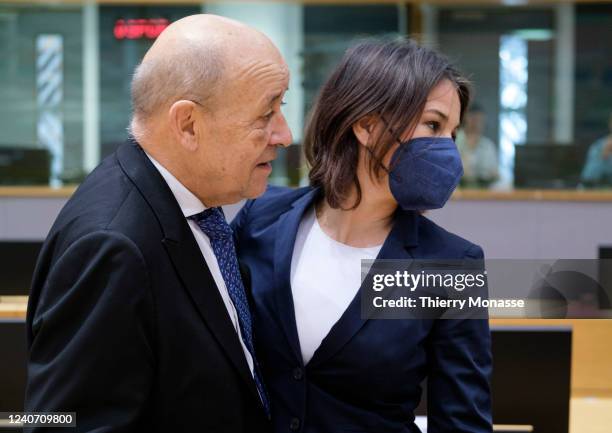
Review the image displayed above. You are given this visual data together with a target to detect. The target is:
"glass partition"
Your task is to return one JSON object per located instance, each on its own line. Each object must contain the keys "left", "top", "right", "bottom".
{"left": 1, "top": 1, "right": 611, "bottom": 193}
{"left": 0, "top": 3, "right": 83, "bottom": 185}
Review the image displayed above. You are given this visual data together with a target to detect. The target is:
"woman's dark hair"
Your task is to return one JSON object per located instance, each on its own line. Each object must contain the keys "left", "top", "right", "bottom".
{"left": 303, "top": 38, "right": 471, "bottom": 209}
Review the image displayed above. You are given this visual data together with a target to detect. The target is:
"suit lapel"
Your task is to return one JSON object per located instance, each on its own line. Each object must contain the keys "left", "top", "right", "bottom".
{"left": 116, "top": 141, "right": 261, "bottom": 403}
{"left": 307, "top": 209, "right": 420, "bottom": 368}
{"left": 272, "top": 188, "right": 320, "bottom": 365}
{"left": 161, "top": 237, "right": 260, "bottom": 402}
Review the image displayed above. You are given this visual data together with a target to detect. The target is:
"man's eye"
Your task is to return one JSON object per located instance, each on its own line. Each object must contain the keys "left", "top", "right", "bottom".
{"left": 262, "top": 111, "right": 274, "bottom": 121}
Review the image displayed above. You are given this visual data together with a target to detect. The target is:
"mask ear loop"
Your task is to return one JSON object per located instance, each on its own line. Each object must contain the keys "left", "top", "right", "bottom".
{"left": 368, "top": 116, "right": 445, "bottom": 182}
{"left": 385, "top": 114, "right": 448, "bottom": 158}
{"left": 375, "top": 116, "right": 424, "bottom": 183}
{"left": 372, "top": 116, "right": 406, "bottom": 178}
{"left": 381, "top": 115, "right": 439, "bottom": 164}
{"left": 362, "top": 116, "right": 398, "bottom": 182}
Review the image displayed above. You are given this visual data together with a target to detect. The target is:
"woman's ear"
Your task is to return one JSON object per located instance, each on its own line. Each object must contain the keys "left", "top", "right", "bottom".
{"left": 352, "top": 115, "right": 378, "bottom": 147}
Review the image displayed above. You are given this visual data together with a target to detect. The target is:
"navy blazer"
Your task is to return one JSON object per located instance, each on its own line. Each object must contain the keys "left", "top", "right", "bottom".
{"left": 25, "top": 142, "right": 270, "bottom": 432}
{"left": 232, "top": 186, "right": 492, "bottom": 433}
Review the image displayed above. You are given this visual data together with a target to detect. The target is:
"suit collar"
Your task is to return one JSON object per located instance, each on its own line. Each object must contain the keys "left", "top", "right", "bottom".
{"left": 393, "top": 207, "right": 419, "bottom": 248}
{"left": 272, "top": 187, "right": 320, "bottom": 363}
{"left": 307, "top": 209, "right": 418, "bottom": 368}
{"left": 287, "top": 187, "right": 420, "bottom": 246}
{"left": 116, "top": 139, "right": 185, "bottom": 241}
{"left": 145, "top": 152, "right": 207, "bottom": 218}
{"left": 272, "top": 186, "right": 420, "bottom": 367}
{"left": 116, "top": 140, "right": 263, "bottom": 407}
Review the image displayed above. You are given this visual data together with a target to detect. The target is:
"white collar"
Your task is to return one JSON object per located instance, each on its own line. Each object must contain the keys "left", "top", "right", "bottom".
{"left": 145, "top": 153, "right": 206, "bottom": 218}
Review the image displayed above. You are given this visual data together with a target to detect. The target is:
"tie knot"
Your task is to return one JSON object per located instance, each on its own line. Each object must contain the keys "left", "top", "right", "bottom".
{"left": 192, "top": 207, "right": 232, "bottom": 240}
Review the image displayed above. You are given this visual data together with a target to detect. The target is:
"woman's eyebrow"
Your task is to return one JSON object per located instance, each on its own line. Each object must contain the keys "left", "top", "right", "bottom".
{"left": 424, "top": 108, "right": 448, "bottom": 120}
{"left": 425, "top": 108, "right": 461, "bottom": 130}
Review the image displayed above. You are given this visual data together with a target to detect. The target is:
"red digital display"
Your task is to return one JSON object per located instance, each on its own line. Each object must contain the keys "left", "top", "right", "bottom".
{"left": 114, "top": 18, "right": 169, "bottom": 40}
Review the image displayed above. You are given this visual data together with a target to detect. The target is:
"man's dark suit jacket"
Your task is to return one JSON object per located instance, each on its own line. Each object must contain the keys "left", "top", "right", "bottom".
{"left": 232, "top": 186, "right": 492, "bottom": 433}
{"left": 25, "top": 140, "right": 269, "bottom": 432}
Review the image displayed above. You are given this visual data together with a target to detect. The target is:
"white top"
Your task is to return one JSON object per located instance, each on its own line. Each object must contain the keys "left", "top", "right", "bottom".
{"left": 290, "top": 207, "right": 382, "bottom": 365}
{"left": 146, "top": 153, "right": 254, "bottom": 376}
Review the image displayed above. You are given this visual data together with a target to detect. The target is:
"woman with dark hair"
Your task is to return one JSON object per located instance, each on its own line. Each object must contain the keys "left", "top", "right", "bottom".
{"left": 232, "top": 38, "right": 492, "bottom": 433}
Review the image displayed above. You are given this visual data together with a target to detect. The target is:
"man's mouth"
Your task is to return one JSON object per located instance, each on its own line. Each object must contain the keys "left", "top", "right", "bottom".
{"left": 256, "top": 161, "right": 273, "bottom": 171}
{"left": 255, "top": 150, "right": 277, "bottom": 172}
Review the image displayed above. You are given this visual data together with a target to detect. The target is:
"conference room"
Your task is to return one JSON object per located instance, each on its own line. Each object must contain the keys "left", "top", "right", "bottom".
{"left": 1, "top": 1, "right": 611, "bottom": 432}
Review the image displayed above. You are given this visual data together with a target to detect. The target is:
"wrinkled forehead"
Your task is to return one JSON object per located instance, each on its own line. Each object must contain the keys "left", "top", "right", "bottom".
{"left": 230, "top": 42, "right": 289, "bottom": 79}
{"left": 223, "top": 53, "right": 290, "bottom": 100}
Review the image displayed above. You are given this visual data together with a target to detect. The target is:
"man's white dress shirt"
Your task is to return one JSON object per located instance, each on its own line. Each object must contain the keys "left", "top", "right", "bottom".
{"left": 146, "top": 154, "right": 255, "bottom": 376}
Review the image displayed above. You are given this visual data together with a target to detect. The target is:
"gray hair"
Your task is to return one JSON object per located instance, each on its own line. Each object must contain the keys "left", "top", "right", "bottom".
{"left": 130, "top": 41, "right": 224, "bottom": 123}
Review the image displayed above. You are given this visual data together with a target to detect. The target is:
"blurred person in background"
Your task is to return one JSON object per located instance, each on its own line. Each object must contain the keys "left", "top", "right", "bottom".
{"left": 581, "top": 112, "right": 612, "bottom": 187}
{"left": 233, "top": 39, "right": 492, "bottom": 433}
{"left": 456, "top": 103, "right": 499, "bottom": 188}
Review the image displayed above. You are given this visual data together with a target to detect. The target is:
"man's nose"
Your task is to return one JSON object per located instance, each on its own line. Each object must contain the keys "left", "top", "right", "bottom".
{"left": 270, "top": 112, "right": 293, "bottom": 148}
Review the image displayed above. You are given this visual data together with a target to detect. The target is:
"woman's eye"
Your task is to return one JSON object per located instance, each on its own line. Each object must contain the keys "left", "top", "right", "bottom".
{"left": 426, "top": 121, "right": 440, "bottom": 132}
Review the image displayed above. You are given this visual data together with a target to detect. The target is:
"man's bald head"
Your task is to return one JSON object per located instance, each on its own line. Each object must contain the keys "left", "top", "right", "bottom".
{"left": 130, "top": 14, "right": 280, "bottom": 123}
{"left": 129, "top": 14, "right": 291, "bottom": 207}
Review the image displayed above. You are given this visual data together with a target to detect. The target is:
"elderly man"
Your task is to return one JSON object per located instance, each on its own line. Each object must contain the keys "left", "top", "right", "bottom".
{"left": 25, "top": 14, "right": 291, "bottom": 432}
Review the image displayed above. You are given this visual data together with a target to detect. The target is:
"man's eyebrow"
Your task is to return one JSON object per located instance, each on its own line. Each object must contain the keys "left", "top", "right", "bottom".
{"left": 265, "top": 88, "right": 289, "bottom": 106}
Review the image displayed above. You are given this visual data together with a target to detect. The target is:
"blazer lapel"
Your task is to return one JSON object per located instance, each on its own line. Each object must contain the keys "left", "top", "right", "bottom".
{"left": 307, "top": 209, "right": 420, "bottom": 369}
{"left": 116, "top": 141, "right": 261, "bottom": 403}
{"left": 273, "top": 188, "right": 320, "bottom": 365}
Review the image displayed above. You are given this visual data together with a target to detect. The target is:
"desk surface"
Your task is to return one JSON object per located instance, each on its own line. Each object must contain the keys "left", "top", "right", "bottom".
{"left": 452, "top": 188, "right": 612, "bottom": 202}
{"left": 571, "top": 397, "right": 612, "bottom": 433}
{"left": 0, "top": 298, "right": 610, "bottom": 433}
{"left": 2, "top": 186, "right": 612, "bottom": 202}
{"left": 0, "top": 296, "right": 27, "bottom": 318}
{"left": 0, "top": 186, "right": 78, "bottom": 198}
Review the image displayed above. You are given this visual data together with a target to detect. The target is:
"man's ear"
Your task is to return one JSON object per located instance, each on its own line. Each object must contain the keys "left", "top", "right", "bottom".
{"left": 168, "top": 100, "right": 200, "bottom": 152}
{"left": 352, "top": 115, "right": 378, "bottom": 147}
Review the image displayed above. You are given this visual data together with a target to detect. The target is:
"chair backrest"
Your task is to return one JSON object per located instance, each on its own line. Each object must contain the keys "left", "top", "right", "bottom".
{"left": 0, "top": 319, "right": 27, "bottom": 412}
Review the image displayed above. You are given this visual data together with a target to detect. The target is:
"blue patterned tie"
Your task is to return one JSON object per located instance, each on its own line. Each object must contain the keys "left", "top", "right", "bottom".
{"left": 191, "top": 207, "right": 270, "bottom": 417}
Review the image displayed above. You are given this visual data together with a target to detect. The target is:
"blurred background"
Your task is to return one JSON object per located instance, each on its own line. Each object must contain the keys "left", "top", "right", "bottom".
{"left": 1, "top": 0, "right": 611, "bottom": 190}
{"left": 1, "top": 1, "right": 612, "bottom": 433}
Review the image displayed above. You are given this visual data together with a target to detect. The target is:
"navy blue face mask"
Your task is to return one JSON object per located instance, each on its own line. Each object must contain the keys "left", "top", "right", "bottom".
{"left": 385, "top": 136, "right": 463, "bottom": 210}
